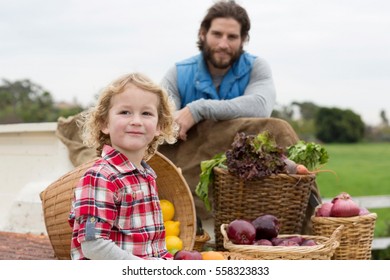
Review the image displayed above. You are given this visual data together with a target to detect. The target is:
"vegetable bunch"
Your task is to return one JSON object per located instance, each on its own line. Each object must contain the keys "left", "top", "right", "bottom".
{"left": 195, "top": 131, "right": 330, "bottom": 211}
{"left": 225, "top": 131, "right": 286, "bottom": 180}
{"left": 287, "top": 140, "right": 329, "bottom": 171}
{"left": 195, "top": 153, "right": 226, "bottom": 211}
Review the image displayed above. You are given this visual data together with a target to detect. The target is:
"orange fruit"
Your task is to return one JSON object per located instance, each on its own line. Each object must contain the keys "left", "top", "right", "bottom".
{"left": 164, "top": 220, "right": 181, "bottom": 237}
{"left": 160, "top": 199, "right": 175, "bottom": 222}
{"left": 166, "top": 235, "right": 183, "bottom": 254}
{"left": 201, "top": 251, "right": 225, "bottom": 260}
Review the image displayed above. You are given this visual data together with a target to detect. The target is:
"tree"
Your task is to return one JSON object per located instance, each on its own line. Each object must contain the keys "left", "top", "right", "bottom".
{"left": 380, "top": 109, "right": 389, "bottom": 127}
{"left": 271, "top": 104, "right": 294, "bottom": 121}
{"left": 0, "top": 79, "right": 84, "bottom": 124}
{"left": 315, "top": 107, "right": 365, "bottom": 143}
{"left": 292, "top": 101, "right": 320, "bottom": 121}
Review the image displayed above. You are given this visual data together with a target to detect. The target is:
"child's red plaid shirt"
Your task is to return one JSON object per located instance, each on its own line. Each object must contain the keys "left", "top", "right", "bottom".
{"left": 68, "top": 145, "right": 172, "bottom": 260}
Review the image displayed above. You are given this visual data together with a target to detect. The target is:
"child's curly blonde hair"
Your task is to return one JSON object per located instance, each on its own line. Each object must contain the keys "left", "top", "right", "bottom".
{"left": 80, "top": 72, "right": 178, "bottom": 160}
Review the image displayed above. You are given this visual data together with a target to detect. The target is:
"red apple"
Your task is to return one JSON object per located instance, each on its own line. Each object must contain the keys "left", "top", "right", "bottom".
{"left": 173, "top": 250, "right": 202, "bottom": 260}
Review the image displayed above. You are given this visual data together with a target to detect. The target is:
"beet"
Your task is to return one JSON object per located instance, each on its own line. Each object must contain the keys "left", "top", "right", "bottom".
{"left": 251, "top": 214, "right": 280, "bottom": 240}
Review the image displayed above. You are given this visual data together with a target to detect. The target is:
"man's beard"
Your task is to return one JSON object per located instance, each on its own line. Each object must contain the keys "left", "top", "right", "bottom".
{"left": 202, "top": 40, "right": 242, "bottom": 70}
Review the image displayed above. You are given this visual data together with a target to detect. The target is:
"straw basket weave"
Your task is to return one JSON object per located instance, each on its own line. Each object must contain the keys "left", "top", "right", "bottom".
{"left": 40, "top": 151, "right": 196, "bottom": 260}
{"left": 213, "top": 167, "right": 315, "bottom": 250}
{"left": 193, "top": 230, "right": 211, "bottom": 252}
{"left": 221, "top": 224, "right": 342, "bottom": 260}
{"left": 311, "top": 213, "right": 377, "bottom": 259}
{"left": 218, "top": 251, "right": 256, "bottom": 260}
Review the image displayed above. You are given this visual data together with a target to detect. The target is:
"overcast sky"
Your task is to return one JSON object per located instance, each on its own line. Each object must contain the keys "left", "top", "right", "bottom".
{"left": 1, "top": 0, "right": 389, "bottom": 125}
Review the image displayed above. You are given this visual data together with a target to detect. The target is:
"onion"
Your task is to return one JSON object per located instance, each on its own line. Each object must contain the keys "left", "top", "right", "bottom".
{"left": 227, "top": 219, "right": 256, "bottom": 245}
{"left": 330, "top": 192, "right": 360, "bottom": 217}
{"left": 315, "top": 202, "right": 333, "bottom": 217}
{"left": 359, "top": 207, "right": 370, "bottom": 216}
{"left": 253, "top": 239, "right": 273, "bottom": 246}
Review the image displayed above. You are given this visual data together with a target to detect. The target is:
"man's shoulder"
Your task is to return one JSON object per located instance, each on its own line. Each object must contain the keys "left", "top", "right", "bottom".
{"left": 176, "top": 54, "right": 202, "bottom": 66}
{"left": 241, "top": 52, "right": 258, "bottom": 63}
{"left": 241, "top": 52, "right": 270, "bottom": 69}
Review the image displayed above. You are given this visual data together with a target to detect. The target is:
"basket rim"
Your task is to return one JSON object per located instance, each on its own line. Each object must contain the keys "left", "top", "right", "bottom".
{"left": 195, "top": 230, "right": 211, "bottom": 242}
{"left": 311, "top": 212, "right": 377, "bottom": 223}
{"left": 213, "top": 166, "right": 316, "bottom": 180}
{"left": 221, "top": 223, "right": 342, "bottom": 254}
{"left": 218, "top": 251, "right": 256, "bottom": 260}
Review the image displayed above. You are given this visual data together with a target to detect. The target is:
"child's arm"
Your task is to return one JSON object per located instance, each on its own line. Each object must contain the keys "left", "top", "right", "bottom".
{"left": 81, "top": 238, "right": 143, "bottom": 260}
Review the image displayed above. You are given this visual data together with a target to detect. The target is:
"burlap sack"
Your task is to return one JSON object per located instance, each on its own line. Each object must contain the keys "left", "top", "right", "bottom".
{"left": 56, "top": 114, "right": 96, "bottom": 166}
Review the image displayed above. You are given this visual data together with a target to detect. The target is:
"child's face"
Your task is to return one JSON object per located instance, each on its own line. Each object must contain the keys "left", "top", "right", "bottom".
{"left": 102, "top": 84, "right": 161, "bottom": 159}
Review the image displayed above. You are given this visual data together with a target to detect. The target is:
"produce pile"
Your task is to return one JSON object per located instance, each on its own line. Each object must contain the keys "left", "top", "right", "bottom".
{"left": 226, "top": 214, "right": 318, "bottom": 247}
{"left": 195, "top": 131, "right": 330, "bottom": 210}
{"left": 315, "top": 192, "right": 371, "bottom": 217}
{"left": 160, "top": 199, "right": 184, "bottom": 254}
{"left": 225, "top": 131, "right": 286, "bottom": 180}
{"left": 172, "top": 249, "right": 226, "bottom": 260}
{"left": 162, "top": 198, "right": 228, "bottom": 260}
{"left": 312, "top": 192, "right": 376, "bottom": 260}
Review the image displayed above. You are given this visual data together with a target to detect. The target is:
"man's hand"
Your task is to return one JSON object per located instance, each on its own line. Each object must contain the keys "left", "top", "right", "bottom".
{"left": 174, "top": 107, "right": 196, "bottom": 141}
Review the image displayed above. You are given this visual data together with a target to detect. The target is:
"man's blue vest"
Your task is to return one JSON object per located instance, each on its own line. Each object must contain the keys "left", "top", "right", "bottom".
{"left": 176, "top": 52, "right": 256, "bottom": 108}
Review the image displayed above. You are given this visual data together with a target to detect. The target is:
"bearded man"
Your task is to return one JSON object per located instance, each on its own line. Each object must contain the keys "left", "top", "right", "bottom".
{"left": 159, "top": 1, "right": 291, "bottom": 231}
{"left": 161, "top": 0, "right": 276, "bottom": 141}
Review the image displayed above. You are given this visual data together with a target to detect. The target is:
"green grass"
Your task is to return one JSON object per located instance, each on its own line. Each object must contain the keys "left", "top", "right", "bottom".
{"left": 315, "top": 143, "right": 390, "bottom": 237}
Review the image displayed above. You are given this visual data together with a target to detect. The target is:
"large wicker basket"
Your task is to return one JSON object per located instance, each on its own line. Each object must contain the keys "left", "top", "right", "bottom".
{"left": 213, "top": 167, "right": 315, "bottom": 250}
{"left": 40, "top": 151, "right": 196, "bottom": 260}
{"left": 311, "top": 212, "right": 377, "bottom": 259}
{"left": 221, "top": 224, "right": 342, "bottom": 260}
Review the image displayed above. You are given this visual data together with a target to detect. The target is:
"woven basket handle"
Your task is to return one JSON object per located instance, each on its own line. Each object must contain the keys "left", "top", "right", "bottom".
{"left": 220, "top": 224, "right": 228, "bottom": 246}
{"left": 323, "top": 225, "right": 344, "bottom": 247}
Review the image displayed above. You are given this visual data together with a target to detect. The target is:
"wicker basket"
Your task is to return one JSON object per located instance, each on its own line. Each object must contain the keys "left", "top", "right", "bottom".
{"left": 213, "top": 167, "right": 315, "bottom": 250}
{"left": 221, "top": 224, "right": 342, "bottom": 260}
{"left": 40, "top": 151, "right": 196, "bottom": 260}
{"left": 219, "top": 251, "right": 256, "bottom": 260}
{"left": 311, "top": 212, "right": 377, "bottom": 260}
{"left": 193, "top": 230, "right": 211, "bottom": 252}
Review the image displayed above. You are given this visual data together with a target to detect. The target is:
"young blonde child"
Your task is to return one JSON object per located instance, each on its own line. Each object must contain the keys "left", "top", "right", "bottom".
{"left": 68, "top": 72, "right": 178, "bottom": 260}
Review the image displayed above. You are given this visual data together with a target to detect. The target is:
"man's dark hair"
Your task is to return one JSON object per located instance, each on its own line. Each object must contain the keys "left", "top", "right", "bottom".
{"left": 197, "top": 0, "right": 251, "bottom": 51}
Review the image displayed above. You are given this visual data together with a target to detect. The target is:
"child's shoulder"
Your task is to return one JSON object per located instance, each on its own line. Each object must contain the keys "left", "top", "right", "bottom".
{"left": 83, "top": 157, "right": 117, "bottom": 178}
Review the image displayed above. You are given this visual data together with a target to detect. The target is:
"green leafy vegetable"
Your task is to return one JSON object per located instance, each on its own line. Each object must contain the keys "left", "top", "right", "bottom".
{"left": 287, "top": 140, "right": 329, "bottom": 171}
{"left": 195, "top": 153, "right": 226, "bottom": 211}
